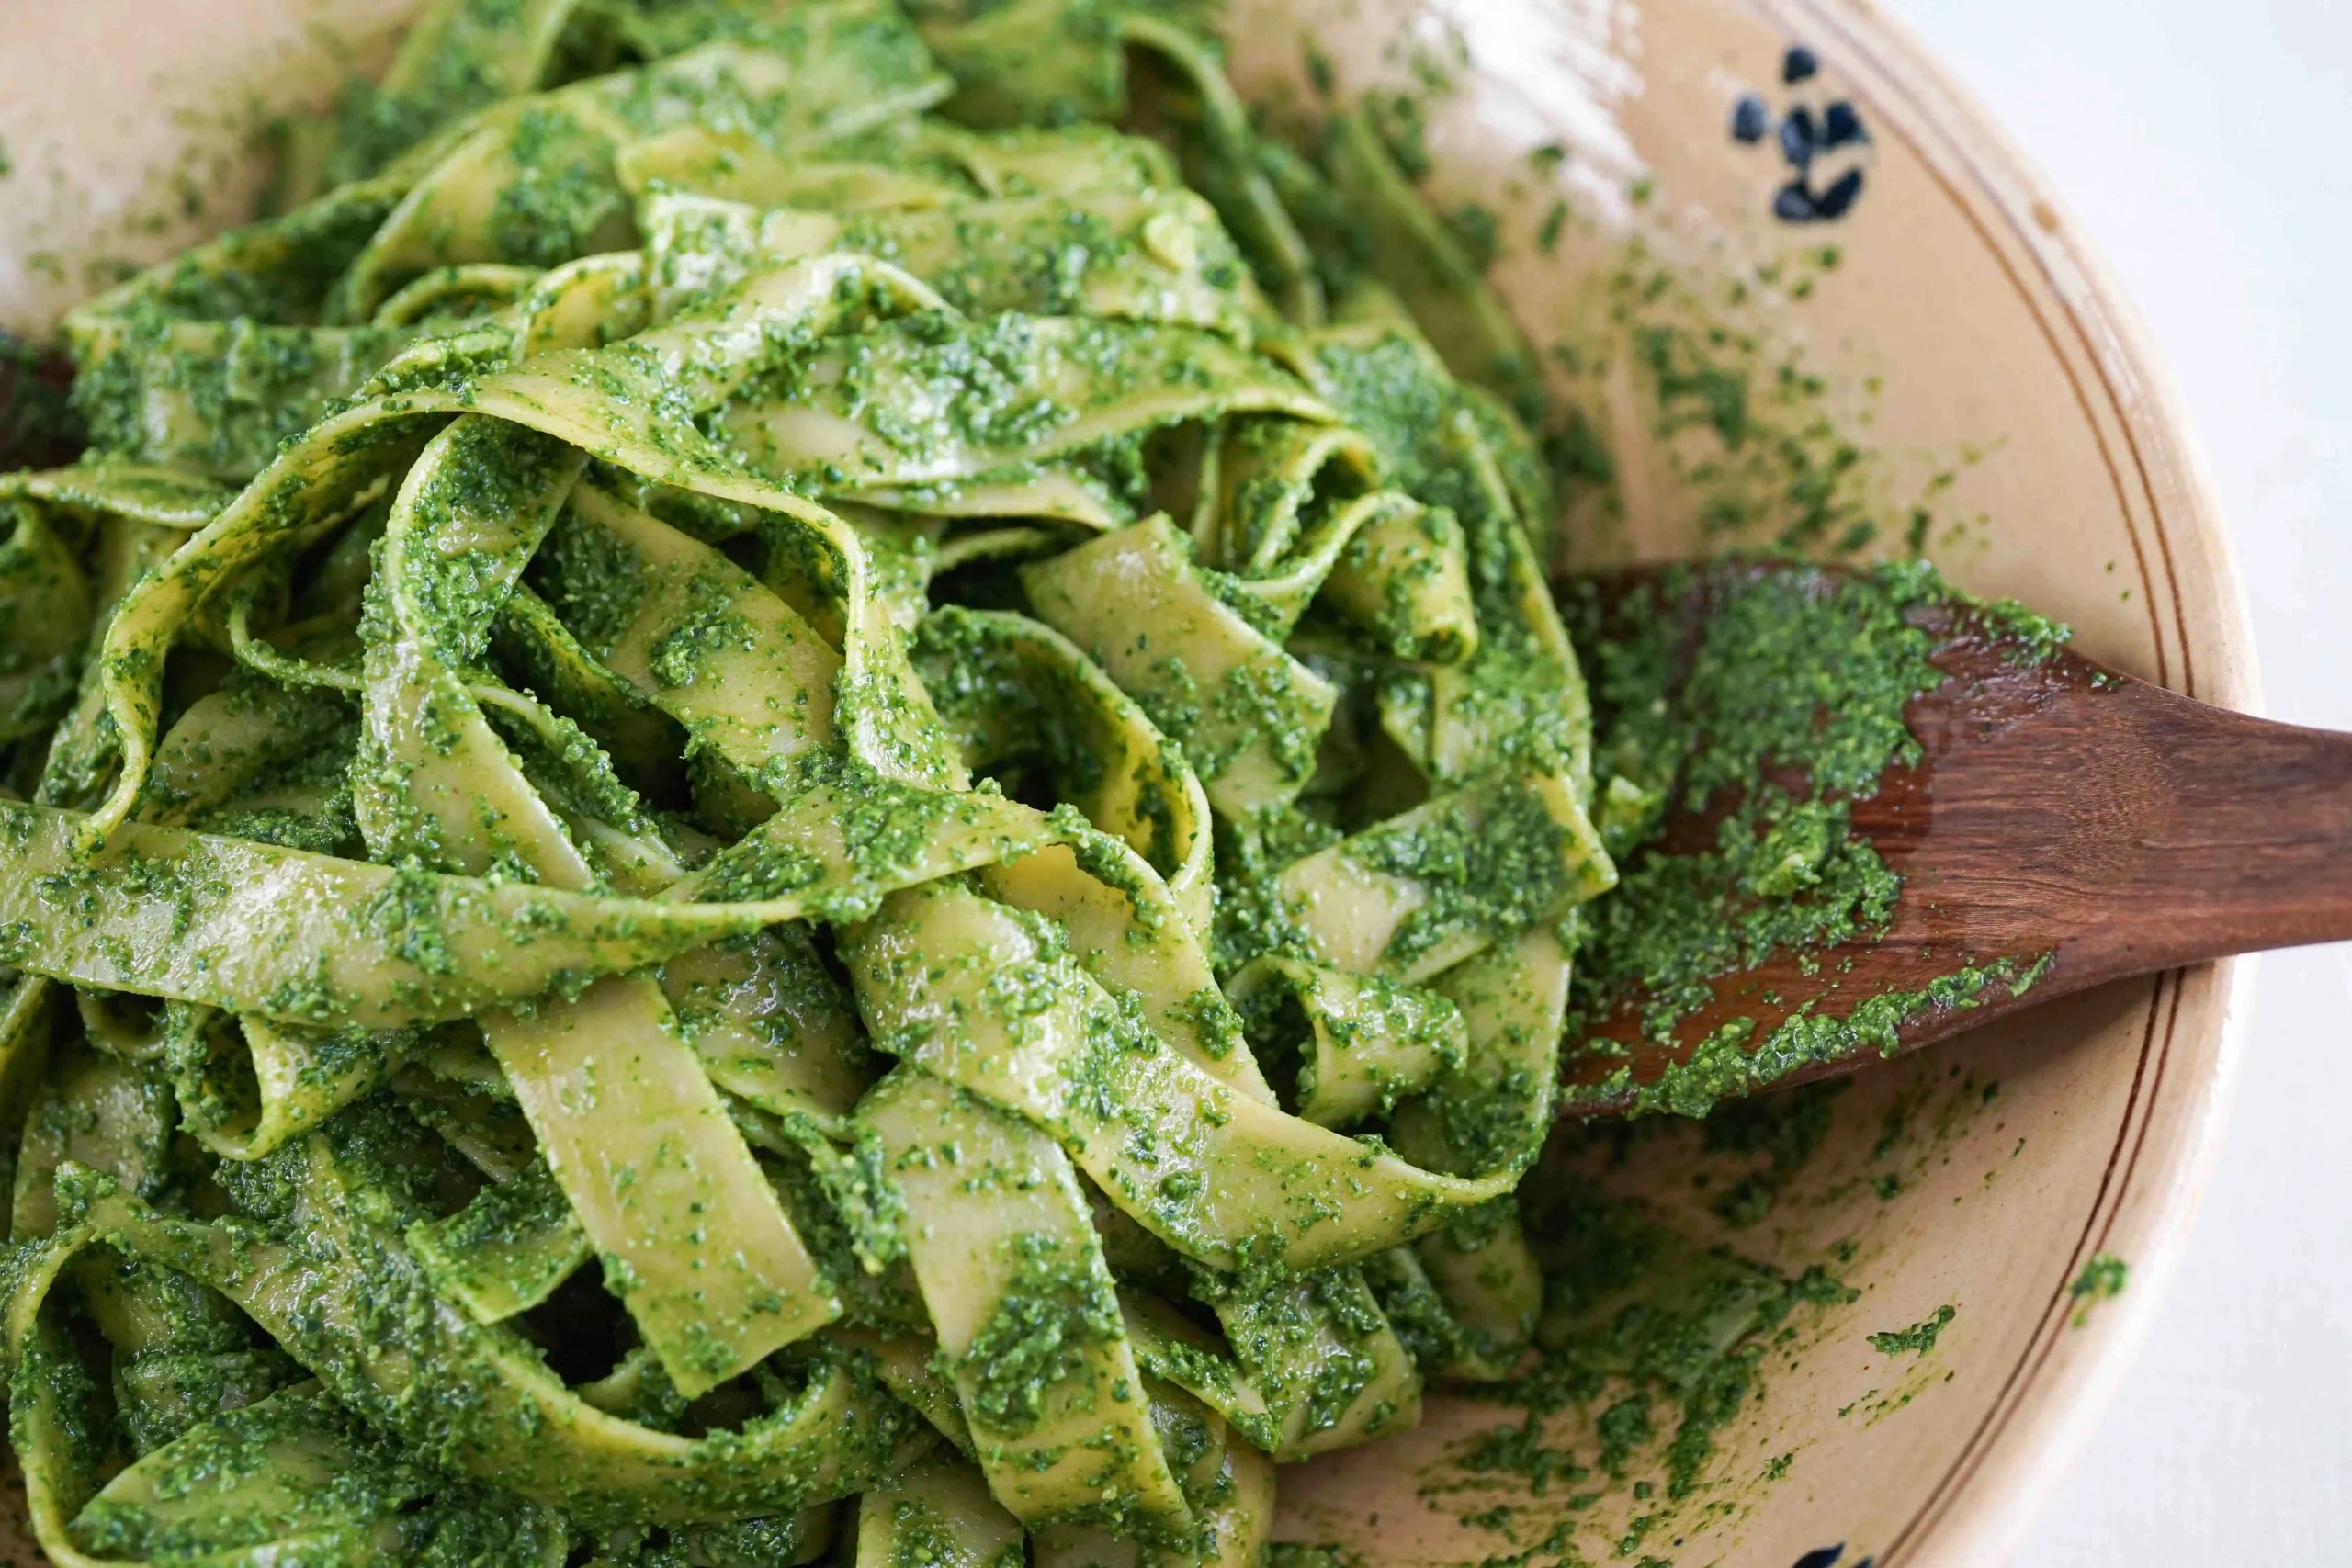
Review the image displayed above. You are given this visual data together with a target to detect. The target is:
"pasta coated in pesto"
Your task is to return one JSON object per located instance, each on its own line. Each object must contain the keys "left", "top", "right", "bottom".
{"left": 0, "top": 2, "right": 1617, "bottom": 1562}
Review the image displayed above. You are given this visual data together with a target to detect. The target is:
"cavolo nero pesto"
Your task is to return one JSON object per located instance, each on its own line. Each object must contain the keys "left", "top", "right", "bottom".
{"left": 0, "top": 0, "right": 1634, "bottom": 1562}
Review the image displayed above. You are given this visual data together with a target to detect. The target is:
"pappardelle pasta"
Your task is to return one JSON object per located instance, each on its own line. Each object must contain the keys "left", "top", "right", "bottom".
{"left": 0, "top": 3, "right": 1618, "bottom": 1562}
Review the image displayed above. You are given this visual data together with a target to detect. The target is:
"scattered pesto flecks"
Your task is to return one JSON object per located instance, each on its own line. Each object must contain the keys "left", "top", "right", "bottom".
{"left": 2069, "top": 1252, "right": 2129, "bottom": 1326}
{"left": 1842, "top": 1062, "right": 2008, "bottom": 1213}
{"left": 1867, "top": 1303, "right": 1955, "bottom": 1358}
{"left": 1417, "top": 1134, "right": 1860, "bottom": 1554}
{"left": 1264, "top": 1544, "right": 1364, "bottom": 1568}
{"left": 1698, "top": 1080, "right": 1847, "bottom": 1228}
{"left": 1605, "top": 241, "right": 1952, "bottom": 558}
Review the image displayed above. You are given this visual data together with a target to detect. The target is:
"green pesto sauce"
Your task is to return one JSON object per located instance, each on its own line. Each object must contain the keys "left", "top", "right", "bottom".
{"left": 873, "top": 1491, "right": 1022, "bottom": 1568}
{"left": 1601, "top": 953, "right": 2052, "bottom": 1122}
{"left": 495, "top": 107, "right": 632, "bottom": 268}
{"left": 1866, "top": 1303, "right": 1955, "bottom": 1359}
{"left": 1458, "top": 1156, "right": 1856, "bottom": 1507}
{"left": 1349, "top": 779, "right": 1575, "bottom": 970}
{"left": 2068, "top": 1251, "right": 2129, "bottom": 1327}
{"left": 1602, "top": 243, "right": 1895, "bottom": 556}
{"left": 1559, "top": 559, "right": 2068, "bottom": 1118}
{"left": 1369, "top": 1082, "right": 1894, "bottom": 1565}
{"left": 956, "top": 1230, "right": 1123, "bottom": 1436}
{"left": 1694, "top": 1080, "right": 1845, "bottom": 1231}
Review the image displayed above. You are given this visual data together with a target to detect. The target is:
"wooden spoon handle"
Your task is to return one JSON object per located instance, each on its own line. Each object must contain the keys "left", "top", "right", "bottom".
{"left": 2059, "top": 681, "right": 2352, "bottom": 975}
{"left": 1865, "top": 641, "right": 2352, "bottom": 998}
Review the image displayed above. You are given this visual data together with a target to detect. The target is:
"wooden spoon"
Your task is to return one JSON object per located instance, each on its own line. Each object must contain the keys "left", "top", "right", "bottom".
{"left": 1555, "top": 557, "right": 2352, "bottom": 1118}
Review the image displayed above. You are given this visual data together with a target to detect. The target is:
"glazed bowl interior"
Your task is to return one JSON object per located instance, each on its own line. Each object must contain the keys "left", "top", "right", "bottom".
{"left": 0, "top": 2, "right": 2251, "bottom": 1564}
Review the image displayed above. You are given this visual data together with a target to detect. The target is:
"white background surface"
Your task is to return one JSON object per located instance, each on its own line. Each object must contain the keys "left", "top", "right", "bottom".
{"left": 1886, "top": 3, "right": 2352, "bottom": 1562}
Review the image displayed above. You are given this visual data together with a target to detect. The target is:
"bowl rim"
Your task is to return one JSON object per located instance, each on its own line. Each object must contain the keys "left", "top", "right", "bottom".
{"left": 1753, "top": 1, "right": 2260, "bottom": 1562}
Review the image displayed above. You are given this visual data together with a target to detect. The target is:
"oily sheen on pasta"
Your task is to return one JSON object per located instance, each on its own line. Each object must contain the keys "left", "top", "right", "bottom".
{"left": 0, "top": 2, "right": 1618, "bottom": 1564}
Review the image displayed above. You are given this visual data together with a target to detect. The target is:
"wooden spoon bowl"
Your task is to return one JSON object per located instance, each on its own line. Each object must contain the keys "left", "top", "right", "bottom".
{"left": 1558, "top": 558, "right": 2352, "bottom": 1116}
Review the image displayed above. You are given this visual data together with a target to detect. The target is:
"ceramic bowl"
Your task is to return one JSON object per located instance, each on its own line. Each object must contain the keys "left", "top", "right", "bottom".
{"left": 0, "top": 2, "right": 2255, "bottom": 1564}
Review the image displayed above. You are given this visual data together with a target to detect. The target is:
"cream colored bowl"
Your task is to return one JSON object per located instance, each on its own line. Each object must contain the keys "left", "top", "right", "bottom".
{"left": 0, "top": 2, "right": 2253, "bottom": 1564}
